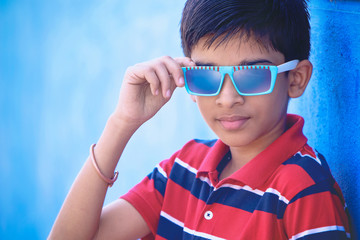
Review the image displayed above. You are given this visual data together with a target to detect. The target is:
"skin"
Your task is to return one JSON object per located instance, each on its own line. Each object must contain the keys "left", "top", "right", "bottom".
{"left": 48, "top": 36, "right": 312, "bottom": 239}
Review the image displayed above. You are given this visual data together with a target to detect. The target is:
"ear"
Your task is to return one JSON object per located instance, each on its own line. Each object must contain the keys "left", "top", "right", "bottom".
{"left": 288, "top": 60, "right": 313, "bottom": 98}
{"left": 190, "top": 94, "right": 197, "bottom": 102}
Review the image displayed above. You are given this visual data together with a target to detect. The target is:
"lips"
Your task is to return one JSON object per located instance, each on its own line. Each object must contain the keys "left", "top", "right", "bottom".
{"left": 217, "top": 115, "right": 250, "bottom": 130}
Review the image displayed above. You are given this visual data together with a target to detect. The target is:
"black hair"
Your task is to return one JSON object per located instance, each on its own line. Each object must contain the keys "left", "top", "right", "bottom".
{"left": 180, "top": 0, "right": 311, "bottom": 61}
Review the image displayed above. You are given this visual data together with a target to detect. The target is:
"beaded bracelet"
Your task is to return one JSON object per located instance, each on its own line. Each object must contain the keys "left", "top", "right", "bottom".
{"left": 90, "top": 144, "right": 119, "bottom": 187}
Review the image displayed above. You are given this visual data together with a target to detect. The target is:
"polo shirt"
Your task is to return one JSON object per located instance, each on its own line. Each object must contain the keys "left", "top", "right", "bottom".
{"left": 121, "top": 114, "right": 351, "bottom": 239}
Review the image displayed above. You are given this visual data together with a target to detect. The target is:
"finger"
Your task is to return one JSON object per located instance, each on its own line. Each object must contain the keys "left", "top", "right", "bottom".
{"left": 173, "top": 57, "right": 196, "bottom": 86}
{"left": 126, "top": 64, "right": 159, "bottom": 96}
{"left": 174, "top": 57, "right": 196, "bottom": 67}
{"left": 159, "top": 56, "right": 188, "bottom": 88}
{"left": 142, "top": 66, "right": 161, "bottom": 96}
{"left": 154, "top": 63, "right": 173, "bottom": 99}
{"left": 161, "top": 56, "right": 184, "bottom": 87}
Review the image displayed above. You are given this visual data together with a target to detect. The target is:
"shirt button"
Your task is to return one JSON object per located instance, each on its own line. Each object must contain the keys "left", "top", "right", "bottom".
{"left": 204, "top": 210, "right": 213, "bottom": 220}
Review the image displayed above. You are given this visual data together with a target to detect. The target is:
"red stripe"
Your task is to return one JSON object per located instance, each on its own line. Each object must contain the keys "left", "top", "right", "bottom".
{"left": 121, "top": 178, "right": 164, "bottom": 236}
{"left": 284, "top": 191, "right": 350, "bottom": 236}
{"left": 161, "top": 179, "right": 198, "bottom": 224}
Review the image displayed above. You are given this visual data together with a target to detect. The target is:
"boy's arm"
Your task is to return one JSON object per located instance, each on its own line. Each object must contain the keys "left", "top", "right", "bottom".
{"left": 48, "top": 56, "right": 195, "bottom": 239}
{"left": 95, "top": 198, "right": 151, "bottom": 239}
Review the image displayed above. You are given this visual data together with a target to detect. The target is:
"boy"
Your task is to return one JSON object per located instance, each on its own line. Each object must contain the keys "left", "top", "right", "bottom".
{"left": 49, "top": 0, "right": 351, "bottom": 239}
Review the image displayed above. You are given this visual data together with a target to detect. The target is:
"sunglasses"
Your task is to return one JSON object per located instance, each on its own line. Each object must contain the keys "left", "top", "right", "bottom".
{"left": 182, "top": 60, "right": 299, "bottom": 96}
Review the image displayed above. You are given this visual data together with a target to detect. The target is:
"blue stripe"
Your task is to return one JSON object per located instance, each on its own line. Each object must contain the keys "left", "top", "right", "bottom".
{"left": 289, "top": 179, "right": 337, "bottom": 205}
{"left": 194, "top": 138, "right": 217, "bottom": 147}
{"left": 147, "top": 167, "right": 167, "bottom": 197}
{"left": 157, "top": 215, "right": 183, "bottom": 240}
{"left": 170, "top": 161, "right": 198, "bottom": 192}
{"left": 208, "top": 187, "right": 287, "bottom": 218}
{"left": 208, "top": 187, "right": 260, "bottom": 211}
{"left": 191, "top": 177, "right": 214, "bottom": 202}
{"left": 170, "top": 162, "right": 215, "bottom": 202}
{"left": 257, "top": 192, "right": 288, "bottom": 218}
{"left": 295, "top": 230, "right": 349, "bottom": 240}
{"left": 170, "top": 161, "right": 288, "bottom": 217}
{"left": 283, "top": 153, "right": 333, "bottom": 183}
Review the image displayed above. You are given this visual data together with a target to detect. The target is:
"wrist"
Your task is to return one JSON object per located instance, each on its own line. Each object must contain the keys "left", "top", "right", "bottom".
{"left": 107, "top": 113, "right": 142, "bottom": 135}
{"left": 93, "top": 114, "right": 139, "bottom": 176}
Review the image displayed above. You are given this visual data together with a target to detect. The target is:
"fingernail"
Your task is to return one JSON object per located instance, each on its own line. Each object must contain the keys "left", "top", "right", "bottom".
{"left": 178, "top": 77, "right": 184, "bottom": 85}
{"left": 155, "top": 89, "right": 159, "bottom": 96}
{"left": 166, "top": 90, "right": 171, "bottom": 98}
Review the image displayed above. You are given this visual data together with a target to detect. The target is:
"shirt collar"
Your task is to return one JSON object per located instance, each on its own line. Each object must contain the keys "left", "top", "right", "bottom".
{"left": 197, "top": 114, "right": 308, "bottom": 188}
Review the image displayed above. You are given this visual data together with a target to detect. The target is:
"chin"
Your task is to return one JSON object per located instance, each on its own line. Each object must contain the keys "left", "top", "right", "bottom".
{"left": 217, "top": 132, "right": 257, "bottom": 148}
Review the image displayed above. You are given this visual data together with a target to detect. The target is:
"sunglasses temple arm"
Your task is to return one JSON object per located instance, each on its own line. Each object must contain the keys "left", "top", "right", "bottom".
{"left": 277, "top": 60, "right": 299, "bottom": 73}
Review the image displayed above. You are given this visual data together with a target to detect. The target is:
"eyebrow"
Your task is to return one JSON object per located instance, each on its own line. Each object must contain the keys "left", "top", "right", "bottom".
{"left": 194, "top": 59, "right": 274, "bottom": 66}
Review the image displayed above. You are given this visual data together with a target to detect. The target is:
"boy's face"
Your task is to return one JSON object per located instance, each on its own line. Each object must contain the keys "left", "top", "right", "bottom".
{"left": 190, "top": 36, "right": 291, "bottom": 151}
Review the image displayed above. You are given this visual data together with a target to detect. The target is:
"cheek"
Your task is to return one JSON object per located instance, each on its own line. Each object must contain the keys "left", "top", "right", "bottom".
{"left": 267, "top": 77, "right": 290, "bottom": 107}
{"left": 251, "top": 92, "right": 288, "bottom": 118}
{"left": 275, "top": 76, "right": 290, "bottom": 96}
{"left": 196, "top": 96, "right": 215, "bottom": 109}
{"left": 196, "top": 98, "right": 216, "bottom": 121}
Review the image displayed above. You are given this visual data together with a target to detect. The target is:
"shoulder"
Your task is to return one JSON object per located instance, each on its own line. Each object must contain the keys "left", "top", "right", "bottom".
{"left": 269, "top": 144, "right": 336, "bottom": 201}
{"left": 275, "top": 146, "right": 351, "bottom": 238}
{"left": 179, "top": 138, "right": 218, "bottom": 150}
{"left": 175, "top": 139, "right": 219, "bottom": 164}
{"left": 284, "top": 145, "right": 334, "bottom": 186}
{"left": 157, "top": 138, "right": 219, "bottom": 173}
{"left": 178, "top": 139, "right": 218, "bottom": 154}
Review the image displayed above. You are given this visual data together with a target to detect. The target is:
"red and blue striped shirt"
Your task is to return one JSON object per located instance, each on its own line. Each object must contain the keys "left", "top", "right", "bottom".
{"left": 121, "top": 114, "right": 351, "bottom": 239}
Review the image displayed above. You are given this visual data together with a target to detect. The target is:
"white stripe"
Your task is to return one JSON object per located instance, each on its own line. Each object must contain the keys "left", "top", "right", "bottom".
{"left": 199, "top": 175, "right": 213, "bottom": 187}
{"left": 175, "top": 158, "right": 198, "bottom": 174}
{"left": 184, "top": 227, "right": 226, "bottom": 240}
{"left": 289, "top": 225, "right": 349, "bottom": 240}
{"left": 265, "top": 188, "right": 290, "bottom": 204}
{"left": 160, "top": 211, "right": 184, "bottom": 228}
{"left": 217, "top": 184, "right": 290, "bottom": 205}
{"left": 243, "top": 185, "right": 265, "bottom": 196}
{"left": 297, "top": 152, "right": 322, "bottom": 165}
{"left": 314, "top": 151, "right": 323, "bottom": 165}
{"left": 217, "top": 183, "right": 264, "bottom": 196}
{"left": 155, "top": 164, "right": 168, "bottom": 178}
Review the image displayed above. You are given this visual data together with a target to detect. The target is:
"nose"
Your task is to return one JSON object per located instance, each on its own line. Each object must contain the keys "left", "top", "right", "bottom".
{"left": 215, "top": 74, "right": 245, "bottom": 107}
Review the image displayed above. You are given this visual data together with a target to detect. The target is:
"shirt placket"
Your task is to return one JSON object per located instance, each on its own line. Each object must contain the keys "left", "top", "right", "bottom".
{"left": 193, "top": 171, "right": 221, "bottom": 234}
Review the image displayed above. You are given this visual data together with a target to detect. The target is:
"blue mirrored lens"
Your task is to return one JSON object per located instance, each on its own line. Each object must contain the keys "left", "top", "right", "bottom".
{"left": 233, "top": 68, "right": 271, "bottom": 93}
{"left": 186, "top": 70, "right": 222, "bottom": 94}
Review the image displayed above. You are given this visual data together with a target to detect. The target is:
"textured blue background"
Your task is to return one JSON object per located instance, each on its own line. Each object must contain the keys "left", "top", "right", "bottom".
{"left": 0, "top": 0, "right": 359, "bottom": 239}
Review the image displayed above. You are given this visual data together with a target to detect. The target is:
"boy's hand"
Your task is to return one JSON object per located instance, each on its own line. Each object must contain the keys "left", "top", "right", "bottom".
{"left": 113, "top": 56, "right": 195, "bottom": 128}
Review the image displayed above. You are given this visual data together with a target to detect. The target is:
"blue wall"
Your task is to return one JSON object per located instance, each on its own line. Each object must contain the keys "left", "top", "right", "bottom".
{"left": 0, "top": 0, "right": 359, "bottom": 239}
{"left": 289, "top": 1, "right": 360, "bottom": 237}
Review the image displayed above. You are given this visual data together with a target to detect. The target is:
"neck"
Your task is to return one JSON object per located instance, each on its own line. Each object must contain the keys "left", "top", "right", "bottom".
{"left": 220, "top": 116, "right": 287, "bottom": 180}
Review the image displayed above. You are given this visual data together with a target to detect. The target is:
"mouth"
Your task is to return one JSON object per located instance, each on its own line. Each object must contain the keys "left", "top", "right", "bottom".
{"left": 217, "top": 115, "right": 250, "bottom": 131}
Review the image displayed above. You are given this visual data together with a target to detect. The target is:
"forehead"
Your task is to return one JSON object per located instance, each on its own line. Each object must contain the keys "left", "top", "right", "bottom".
{"left": 190, "top": 35, "right": 285, "bottom": 66}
